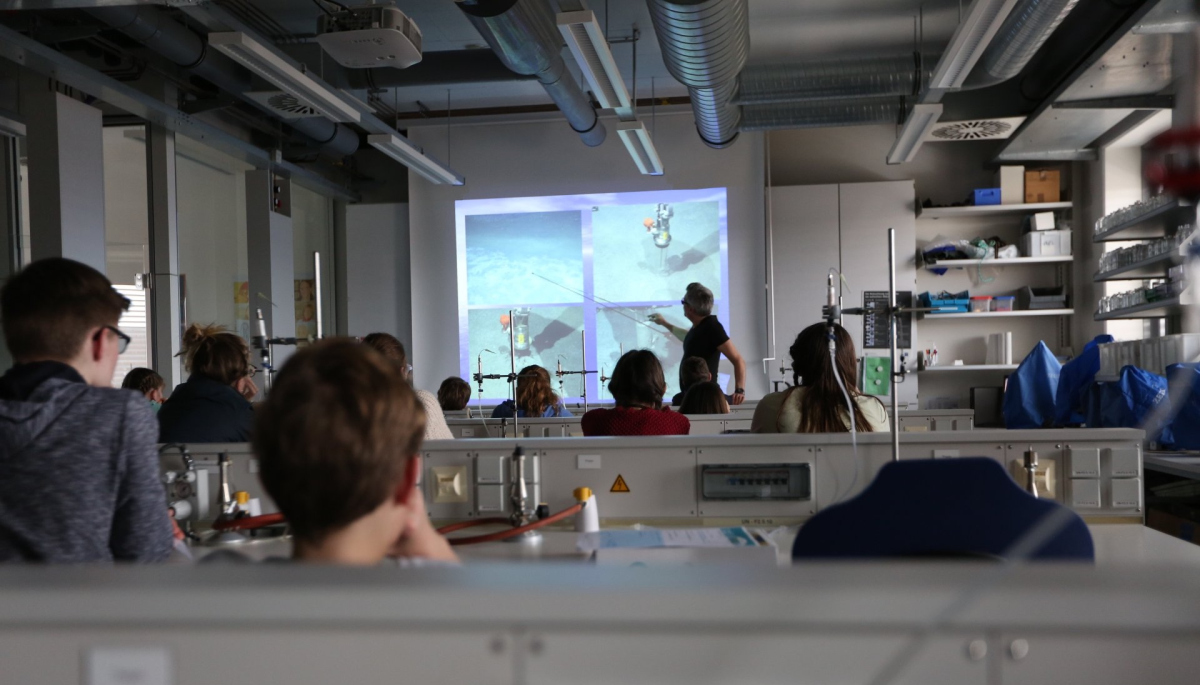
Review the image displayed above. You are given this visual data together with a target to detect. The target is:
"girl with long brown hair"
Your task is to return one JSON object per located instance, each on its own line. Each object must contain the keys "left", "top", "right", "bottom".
{"left": 750, "top": 323, "right": 889, "bottom": 433}
{"left": 492, "top": 365, "right": 572, "bottom": 418}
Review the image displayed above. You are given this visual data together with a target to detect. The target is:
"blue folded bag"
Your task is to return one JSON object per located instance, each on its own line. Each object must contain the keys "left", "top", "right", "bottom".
{"left": 1055, "top": 334, "right": 1114, "bottom": 426}
{"left": 1161, "top": 364, "right": 1200, "bottom": 449}
{"left": 1003, "top": 341, "right": 1062, "bottom": 429}
{"left": 1086, "top": 365, "right": 1169, "bottom": 441}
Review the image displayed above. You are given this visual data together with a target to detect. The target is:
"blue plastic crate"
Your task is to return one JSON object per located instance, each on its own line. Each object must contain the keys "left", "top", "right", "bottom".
{"left": 920, "top": 291, "right": 970, "bottom": 314}
{"left": 974, "top": 188, "right": 1001, "bottom": 206}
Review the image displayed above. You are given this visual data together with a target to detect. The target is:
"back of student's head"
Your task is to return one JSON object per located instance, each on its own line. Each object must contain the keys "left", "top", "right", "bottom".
{"left": 362, "top": 332, "right": 406, "bottom": 366}
{"left": 678, "top": 382, "right": 729, "bottom": 415}
{"left": 180, "top": 324, "right": 250, "bottom": 386}
{"left": 678, "top": 356, "right": 711, "bottom": 392}
{"left": 608, "top": 349, "right": 666, "bottom": 409}
{"left": 121, "top": 367, "right": 164, "bottom": 394}
{"left": 789, "top": 322, "right": 871, "bottom": 432}
{"left": 254, "top": 339, "right": 426, "bottom": 546}
{"left": 437, "top": 377, "right": 471, "bottom": 411}
{"left": 1, "top": 258, "right": 129, "bottom": 362}
{"left": 516, "top": 365, "right": 558, "bottom": 416}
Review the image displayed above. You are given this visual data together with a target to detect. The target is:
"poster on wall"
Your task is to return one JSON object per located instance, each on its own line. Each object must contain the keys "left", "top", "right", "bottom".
{"left": 295, "top": 278, "right": 316, "bottom": 341}
{"left": 234, "top": 281, "right": 250, "bottom": 341}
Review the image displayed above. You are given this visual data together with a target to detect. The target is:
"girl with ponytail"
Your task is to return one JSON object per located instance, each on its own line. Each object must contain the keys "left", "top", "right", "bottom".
{"left": 158, "top": 324, "right": 258, "bottom": 443}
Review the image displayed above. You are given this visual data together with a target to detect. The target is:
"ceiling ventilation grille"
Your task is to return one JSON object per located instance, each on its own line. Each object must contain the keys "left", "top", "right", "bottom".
{"left": 243, "top": 91, "right": 322, "bottom": 119}
{"left": 926, "top": 116, "right": 1026, "bottom": 141}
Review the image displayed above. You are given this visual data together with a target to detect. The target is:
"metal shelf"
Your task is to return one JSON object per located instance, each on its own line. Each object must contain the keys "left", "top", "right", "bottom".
{"left": 918, "top": 201, "right": 1072, "bottom": 219}
{"left": 1093, "top": 251, "right": 1182, "bottom": 282}
{"left": 921, "top": 309, "right": 1074, "bottom": 320}
{"left": 1093, "top": 296, "right": 1186, "bottom": 321}
{"left": 924, "top": 256, "right": 1074, "bottom": 270}
{"left": 1092, "top": 201, "right": 1191, "bottom": 242}
{"left": 921, "top": 364, "right": 1019, "bottom": 372}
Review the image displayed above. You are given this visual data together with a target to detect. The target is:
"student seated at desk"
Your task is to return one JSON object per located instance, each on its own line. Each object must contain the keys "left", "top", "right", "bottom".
{"left": 670, "top": 356, "right": 712, "bottom": 406}
{"left": 582, "top": 350, "right": 690, "bottom": 436}
{"left": 752, "top": 323, "right": 889, "bottom": 434}
{"left": 254, "top": 340, "right": 458, "bottom": 566}
{"left": 157, "top": 324, "right": 257, "bottom": 444}
{"left": 678, "top": 381, "right": 730, "bottom": 415}
{"left": 491, "top": 365, "right": 572, "bottom": 419}
{"left": 363, "top": 332, "right": 453, "bottom": 441}
{"left": 437, "top": 376, "right": 472, "bottom": 411}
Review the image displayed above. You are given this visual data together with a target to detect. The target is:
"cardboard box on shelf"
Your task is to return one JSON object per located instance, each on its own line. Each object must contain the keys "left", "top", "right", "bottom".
{"left": 995, "top": 165, "right": 1025, "bottom": 204}
{"left": 1025, "top": 169, "right": 1061, "bottom": 203}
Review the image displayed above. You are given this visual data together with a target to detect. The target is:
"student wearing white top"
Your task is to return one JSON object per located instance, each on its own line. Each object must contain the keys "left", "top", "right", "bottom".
{"left": 751, "top": 323, "right": 890, "bottom": 434}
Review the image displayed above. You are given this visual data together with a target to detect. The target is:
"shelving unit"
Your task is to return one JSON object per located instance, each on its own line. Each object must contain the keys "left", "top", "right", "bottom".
{"left": 924, "top": 256, "right": 1073, "bottom": 270}
{"left": 917, "top": 201, "right": 1072, "bottom": 219}
{"left": 921, "top": 309, "right": 1074, "bottom": 320}
{"left": 1092, "top": 200, "right": 1190, "bottom": 242}
{"left": 1093, "top": 251, "right": 1182, "bottom": 282}
{"left": 1094, "top": 295, "right": 1188, "bottom": 321}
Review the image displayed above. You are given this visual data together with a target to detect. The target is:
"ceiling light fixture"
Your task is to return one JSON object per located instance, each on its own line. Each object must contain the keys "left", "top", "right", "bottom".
{"left": 208, "top": 31, "right": 363, "bottom": 124}
{"left": 887, "top": 103, "right": 943, "bottom": 165}
{"left": 617, "top": 120, "right": 664, "bottom": 175}
{"left": 557, "top": 10, "right": 633, "bottom": 116}
{"left": 367, "top": 132, "right": 465, "bottom": 186}
{"left": 926, "top": 0, "right": 1022, "bottom": 90}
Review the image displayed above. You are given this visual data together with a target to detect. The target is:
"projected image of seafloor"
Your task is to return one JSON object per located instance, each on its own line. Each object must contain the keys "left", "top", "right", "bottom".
{"left": 594, "top": 304, "right": 684, "bottom": 401}
{"left": 465, "top": 210, "right": 583, "bottom": 307}
{"left": 466, "top": 306, "right": 584, "bottom": 401}
{"left": 591, "top": 198, "right": 723, "bottom": 304}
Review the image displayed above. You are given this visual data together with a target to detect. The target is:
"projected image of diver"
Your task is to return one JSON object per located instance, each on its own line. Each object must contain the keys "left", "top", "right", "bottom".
{"left": 465, "top": 210, "right": 583, "bottom": 307}
{"left": 467, "top": 306, "right": 584, "bottom": 400}
{"left": 591, "top": 198, "right": 722, "bottom": 303}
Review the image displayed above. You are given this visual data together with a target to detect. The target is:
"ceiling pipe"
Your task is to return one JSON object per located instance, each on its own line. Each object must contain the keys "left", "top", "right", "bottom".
{"left": 84, "top": 5, "right": 359, "bottom": 158}
{"left": 454, "top": 0, "right": 605, "bottom": 147}
{"left": 736, "top": 53, "right": 937, "bottom": 106}
{"left": 647, "top": 0, "right": 749, "bottom": 148}
{"left": 962, "top": 0, "right": 1082, "bottom": 89}
{"left": 739, "top": 96, "right": 902, "bottom": 132}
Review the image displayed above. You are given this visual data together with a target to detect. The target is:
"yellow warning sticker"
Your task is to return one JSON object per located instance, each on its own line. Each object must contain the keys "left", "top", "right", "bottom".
{"left": 610, "top": 474, "right": 630, "bottom": 493}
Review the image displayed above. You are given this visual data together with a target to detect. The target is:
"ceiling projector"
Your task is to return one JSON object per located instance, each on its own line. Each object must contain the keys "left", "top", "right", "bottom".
{"left": 316, "top": 4, "right": 423, "bottom": 69}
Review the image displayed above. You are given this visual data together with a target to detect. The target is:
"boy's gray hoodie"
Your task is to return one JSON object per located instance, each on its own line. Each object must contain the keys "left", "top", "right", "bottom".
{"left": 0, "top": 362, "right": 173, "bottom": 562}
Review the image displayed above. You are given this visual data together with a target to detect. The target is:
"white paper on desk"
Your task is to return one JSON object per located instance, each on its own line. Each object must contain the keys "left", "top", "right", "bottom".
{"left": 577, "top": 527, "right": 763, "bottom": 553}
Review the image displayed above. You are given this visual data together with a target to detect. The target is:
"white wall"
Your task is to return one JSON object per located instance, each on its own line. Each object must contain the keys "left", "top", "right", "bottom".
{"left": 344, "top": 202, "right": 411, "bottom": 347}
{"left": 406, "top": 112, "right": 766, "bottom": 396}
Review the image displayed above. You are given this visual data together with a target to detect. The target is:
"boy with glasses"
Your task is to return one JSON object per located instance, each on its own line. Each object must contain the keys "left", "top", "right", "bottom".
{"left": 0, "top": 258, "right": 174, "bottom": 562}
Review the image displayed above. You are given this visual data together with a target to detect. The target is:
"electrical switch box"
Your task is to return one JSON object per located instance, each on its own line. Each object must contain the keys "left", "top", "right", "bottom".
{"left": 1069, "top": 479, "right": 1101, "bottom": 508}
{"left": 475, "top": 455, "right": 504, "bottom": 484}
{"left": 1110, "top": 478, "right": 1143, "bottom": 510}
{"left": 431, "top": 466, "right": 468, "bottom": 504}
{"left": 1067, "top": 448, "right": 1101, "bottom": 478}
{"left": 1106, "top": 448, "right": 1141, "bottom": 478}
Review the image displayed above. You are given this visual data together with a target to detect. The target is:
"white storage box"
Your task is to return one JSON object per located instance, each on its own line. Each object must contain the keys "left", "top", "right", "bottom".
{"left": 1031, "top": 211, "right": 1056, "bottom": 231}
{"left": 995, "top": 165, "right": 1025, "bottom": 205}
{"left": 1021, "top": 229, "right": 1072, "bottom": 257}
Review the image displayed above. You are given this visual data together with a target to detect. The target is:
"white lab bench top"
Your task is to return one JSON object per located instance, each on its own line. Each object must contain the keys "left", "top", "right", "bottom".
{"left": 199, "top": 524, "right": 1200, "bottom": 567}
{"left": 1144, "top": 453, "right": 1200, "bottom": 480}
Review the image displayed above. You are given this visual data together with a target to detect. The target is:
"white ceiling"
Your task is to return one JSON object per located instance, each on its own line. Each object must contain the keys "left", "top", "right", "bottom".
{"left": 254, "top": 0, "right": 966, "bottom": 112}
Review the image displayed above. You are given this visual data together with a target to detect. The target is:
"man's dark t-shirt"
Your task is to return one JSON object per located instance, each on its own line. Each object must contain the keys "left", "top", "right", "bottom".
{"left": 683, "top": 315, "right": 730, "bottom": 382}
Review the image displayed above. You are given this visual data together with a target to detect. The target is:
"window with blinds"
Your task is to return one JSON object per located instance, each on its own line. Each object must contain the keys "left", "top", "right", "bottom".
{"left": 112, "top": 285, "right": 151, "bottom": 388}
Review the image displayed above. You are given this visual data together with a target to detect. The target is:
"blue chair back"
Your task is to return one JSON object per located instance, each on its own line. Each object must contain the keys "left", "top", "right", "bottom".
{"left": 792, "top": 458, "right": 1094, "bottom": 562}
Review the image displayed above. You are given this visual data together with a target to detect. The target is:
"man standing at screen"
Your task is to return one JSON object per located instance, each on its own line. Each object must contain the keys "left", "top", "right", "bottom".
{"left": 649, "top": 282, "right": 747, "bottom": 405}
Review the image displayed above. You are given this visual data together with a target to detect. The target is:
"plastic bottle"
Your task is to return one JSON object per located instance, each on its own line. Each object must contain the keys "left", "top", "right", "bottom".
{"left": 573, "top": 487, "right": 599, "bottom": 533}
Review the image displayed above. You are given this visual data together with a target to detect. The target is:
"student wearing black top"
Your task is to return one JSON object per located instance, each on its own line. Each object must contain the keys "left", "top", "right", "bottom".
{"left": 649, "top": 282, "right": 748, "bottom": 405}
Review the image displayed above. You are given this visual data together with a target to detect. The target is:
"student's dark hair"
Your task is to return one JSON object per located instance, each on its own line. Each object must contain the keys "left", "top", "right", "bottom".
{"left": 678, "top": 356, "right": 711, "bottom": 392}
{"left": 437, "top": 377, "right": 472, "bottom": 411}
{"left": 515, "top": 365, "right": 560, "bottom": 417}
{"left": 608, "top": 349, "right": 666, "bottom": 409}
{"left": 678, "top": 381, "right": 729, "bottom": 415}
{"left": 179, "top": 324, "right": 252, "bottom": 386}
{"left": 254, "top": 339, "right": 426, "bottom": 546}
{"left": 789, "top": 323, "right": 874, "bottom": 433}
{"left": 0, "top": 258, "right": 129, "bottom": 361}
{"left": 121, "top": 367, "right": 164, "bottom": 394}
{"left": 362, "top": 332, "right": 407, "bottom": 368}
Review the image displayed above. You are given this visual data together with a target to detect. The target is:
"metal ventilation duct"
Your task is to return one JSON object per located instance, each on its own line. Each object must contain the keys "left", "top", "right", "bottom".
{"left": 964, "top": 0, "right": 1081, "bottom": 88}
{"left": 455, "top": 0, "right": 605, "bottom": 147}
{"left": 647, "top": 0, "right": 749, "bottom": 148}
{"left": 85, "top": 5, "right": 359, "bottom": 158}
{"left": 739, "top": 96, "right": 901, "bottom": 132}
{"left": 736, "top": 54, "right": 936, "bottom": 106}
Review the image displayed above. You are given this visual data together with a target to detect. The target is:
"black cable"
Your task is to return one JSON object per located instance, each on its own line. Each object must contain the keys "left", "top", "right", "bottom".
{"left": 310, "top": 0, "right": 334, "bottom": 16}
{"left": 316, "top": 0, "right": 351, "bottom": 11}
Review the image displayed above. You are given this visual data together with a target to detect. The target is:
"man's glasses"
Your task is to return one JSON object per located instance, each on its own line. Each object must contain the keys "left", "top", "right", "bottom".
{"left": 103, "top": 325, "right": 131, "bottom": 355}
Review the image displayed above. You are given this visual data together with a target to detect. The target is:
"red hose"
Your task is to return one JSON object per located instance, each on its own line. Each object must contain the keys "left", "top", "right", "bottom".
{"left": 445, "top": 503, "right": 585, "bottom": 546}
{"left": 436, "top": 517, "right": 509, "bottom": 534}
{"left": 212, "top": 512, "right": 286, "bottom": 532}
